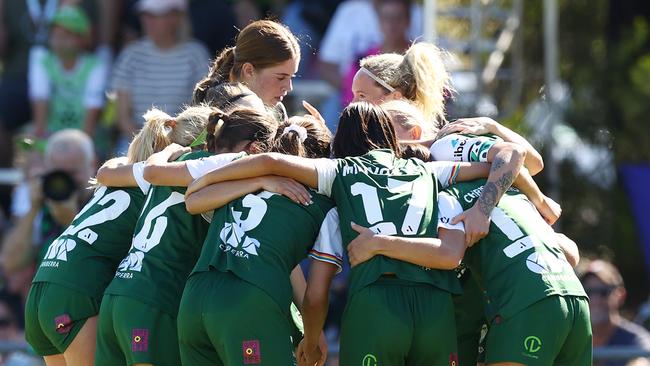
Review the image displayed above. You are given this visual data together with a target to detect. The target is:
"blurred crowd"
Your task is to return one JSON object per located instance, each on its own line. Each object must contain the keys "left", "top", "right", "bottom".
{"left": 0, "top": 0, "right": 648, "bottom": 365}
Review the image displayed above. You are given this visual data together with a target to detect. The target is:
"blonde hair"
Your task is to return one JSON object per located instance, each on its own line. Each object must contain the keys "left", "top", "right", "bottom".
{"left": 360, "top": 43, "right": 452, "bottom": 127}
{"left": 359, "top": 53, "right": 403, "bottom": 91}
{"left": 389, "top": 43, "right": 452, "bottom": 127}
{"left": 126, "top": 105, "right": 213, "bottom": 163}
{"left": 381, "top": 99, "right": 436, "bottom": 139}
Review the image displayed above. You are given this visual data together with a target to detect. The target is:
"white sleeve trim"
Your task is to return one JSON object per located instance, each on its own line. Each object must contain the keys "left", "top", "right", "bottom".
{"left": 314, "top": 158, "right": 337, "bottom": 197}
{"left": 185, "top": 153, "right": 240, "bottom": 180}
{"left": 132, "top": 162, "right": 150, "bottom": 194}
{"left": 427, "top": 161, "right": 460, "bottom": 189}
{"left": 309, "top": 208, "right": 344, "bottom": 273}
{"left": 437, "top": 192, "right": 465, "bottom": 232}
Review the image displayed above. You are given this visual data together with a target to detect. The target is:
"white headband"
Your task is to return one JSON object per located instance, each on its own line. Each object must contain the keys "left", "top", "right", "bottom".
{"left": 282, "top": 124, "right": 308, "bottom": 143}
{"left": 359, "top": 67, "right": 396, "bottom": 92}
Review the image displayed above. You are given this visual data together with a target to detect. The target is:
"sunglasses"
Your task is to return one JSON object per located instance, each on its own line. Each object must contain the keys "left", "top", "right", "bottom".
{"left": 584, "top": 286, "right": 615, "bottom": 297}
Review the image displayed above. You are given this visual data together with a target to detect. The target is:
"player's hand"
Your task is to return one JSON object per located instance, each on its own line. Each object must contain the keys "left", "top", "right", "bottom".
{"left": 258, "top": 176, "right": 312, "bottom": 205}
{"left": 297, "top": 338, "right": 323, "bottom": 366}
{"left": 302, "top": 100, "right": 327, "bottom": 129}
{"left": 347, "top": 222, "right": 380, "bottom": 267}
{"left": 164, "top": 143, "right": 191, "bottom": 161}
{"left": 185, "top": 176, "right": 209, "bottom": 198}
{"left": 451, "top": 205, "right": 490, "bottom": 247}
{"left": 536, "top": 195, "right": 562, "bottom": 225}
{"left": 437, "top": 117, "right": 497, "bottom": 139}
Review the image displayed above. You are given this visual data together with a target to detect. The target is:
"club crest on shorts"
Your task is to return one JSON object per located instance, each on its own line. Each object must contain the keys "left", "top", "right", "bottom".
{"left": 450, "top": 352, "right": 459, "bottom": 366}
{"left": 242, "top": 340, "right": 261, "bottom": 364}
{"left": 131, "top": 328, "right": 149, "bottom": 352}
{"left": 54, "top": 314, "right": 72, "bottom": 334}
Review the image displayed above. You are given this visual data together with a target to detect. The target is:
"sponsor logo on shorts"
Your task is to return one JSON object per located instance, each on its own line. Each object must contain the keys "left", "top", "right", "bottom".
{"left": 523, "top": 335, "right": 542, "bottom": 358}
{"left": 449, "top": 352, "right": 458, "bottom": 366}
{"left": 362, "top": 354, "right": 377, "bottom": 366}
{"left": 131, "top": 329, "right": 149, "bottom": 352}
{"left": 243, "top": 340, "right": 261, "bottom": 364}
{"left": 54, "top": 314, "right": 72, "bottom": 334}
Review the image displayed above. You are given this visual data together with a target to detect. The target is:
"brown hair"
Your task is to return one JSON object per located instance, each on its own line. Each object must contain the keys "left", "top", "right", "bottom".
{"left": 273, "top": 116, "right": 331, "bottom": 158}
{"left": 400, "top": 143, "right": 432, "bottom": 162}
{"left": 127, "top": 105, "right": 212, "bottom": 163}
{"left": 209, "top": 20, "right": 300, "bottom": 84}
{"left": 206, "top": 108, "right": 277, "bottom": 154}
{"left": 192, "top": 82, "right": 257, "bottom": 111}
{"left": 332, "top": 102, "right": 401, "bottom": 158}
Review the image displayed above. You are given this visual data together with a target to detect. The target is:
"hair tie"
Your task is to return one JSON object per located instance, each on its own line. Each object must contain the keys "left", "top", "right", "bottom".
{"left": 213, "top": 118, "right": 225, "bottom": 136}
{"left": 282, "top": 124, "right": 308, "bottom": 143}
{"left": 359, "top": 67, "right": 396, "bottom": 92}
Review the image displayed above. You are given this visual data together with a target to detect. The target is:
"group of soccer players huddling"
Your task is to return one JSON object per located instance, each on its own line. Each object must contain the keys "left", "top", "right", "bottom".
{"left": 24, "top": 19, "right": 591, "bottom": 366}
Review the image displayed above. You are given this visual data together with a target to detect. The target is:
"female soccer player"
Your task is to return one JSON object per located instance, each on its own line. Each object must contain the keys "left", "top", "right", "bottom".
{"left": 177, "top": 116, "right": 337, "bottom": 365}
{"left": 93, "top": 106, "right": 289, "bottom": 366}
{"left": 24, "top": 105, "right": 210, "bottom": 366}
{"left": 347, "top": 178, "right": 589, "bottom": 366}
{"left": 196, "top": 19, "right": 300, "bottom": 120}
{"left": 186, "top": 102, "right": 543, "bottom": 365}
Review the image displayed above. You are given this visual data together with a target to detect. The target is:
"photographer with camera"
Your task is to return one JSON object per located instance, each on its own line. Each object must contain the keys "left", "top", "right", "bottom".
{"left": 1, "top": 129, "right": 95, "bottom": 304}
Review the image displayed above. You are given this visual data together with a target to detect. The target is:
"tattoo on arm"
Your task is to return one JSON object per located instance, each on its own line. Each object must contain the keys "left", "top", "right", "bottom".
{"left": 496, "top": 171, "right": 515, "bottom": 192}
{"left": 477, "top": 155, "right": 517, "bottom": 216}
{"left": 478, "top": 182, "right": 498, "bottom": 216}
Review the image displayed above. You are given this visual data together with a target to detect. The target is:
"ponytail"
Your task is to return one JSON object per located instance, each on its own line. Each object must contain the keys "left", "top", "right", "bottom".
{"left": 205, "top": 107, "right": 277, "bottom": 154}
{"left": 127, "top": 105, "right": 213, "bottom": 163}
{"left": 127, "top": 109, "right": 175, "bottom": 163}
{"left": 213, "top": 46, "right": 236, "bottom": 84}
{"left": 273, "top": 116, "right": 331, "bottom": 158}
{"left": 390, "top": 43, "right": 452, "bottom": 127}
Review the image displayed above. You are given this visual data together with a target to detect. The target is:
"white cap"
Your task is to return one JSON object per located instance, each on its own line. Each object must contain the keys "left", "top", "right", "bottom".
{"left": 136, "top": 0, "right": 187, "bottom": 15}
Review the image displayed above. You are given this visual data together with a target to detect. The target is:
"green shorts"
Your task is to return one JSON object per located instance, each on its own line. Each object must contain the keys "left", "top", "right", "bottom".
{"left": 178, "top": 271, "right": 294, "bottom": 366}
{"left": 454, "top": 273, "right": 487, "bottom": 366}
{"left": 485, "top": 295, "right": 592, "bottom": 365}
{"left": 340, "top": 276, "right": 458, "bottom": 366}
{"left": 95, "top": 294, "right": 180, "bottom": 366}
{"left": 25, "top": 282, "right": 99, "bottom": 356}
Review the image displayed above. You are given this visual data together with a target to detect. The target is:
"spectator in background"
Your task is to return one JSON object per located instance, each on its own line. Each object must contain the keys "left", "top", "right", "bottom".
{"left": 341, "top": 0, "right": 412, "bottom": 105}
{"left": 581, "top": 259, "right": 650, "bottom": 366}
{"left": 111, "top": 0, "right": 209, "bottom": 153}
{"left": 316, "top": 0, "right": 422, "bottom": 127}
{"left": 1, "top": 130, "right": 95, "bottom": 306}
{"left": 29, "top": 5, "right": 107, "bottom": 137}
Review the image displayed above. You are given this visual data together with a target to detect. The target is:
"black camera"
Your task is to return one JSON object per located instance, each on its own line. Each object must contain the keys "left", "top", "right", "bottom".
{"left": 42, "top": 170, "right": 77, "bottom": 202}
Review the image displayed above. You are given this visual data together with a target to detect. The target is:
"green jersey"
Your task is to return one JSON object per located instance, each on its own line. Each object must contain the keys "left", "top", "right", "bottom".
{"left": 33, "top": 163, "right": 149, "bottom": 298}
{"left": 438, "top": 180, "right": 587, "bottom": 319}
{"left": 191, "top": 192, "right": 342, "bottom": 312}
{"left": 430, "top": 133, "right": 501, "bottom": 163}
{"left": 314, "top": 149, "right": 462, "bottom": 296}
{"left": 105, "top": 151, "right": 230, "bottom": 315}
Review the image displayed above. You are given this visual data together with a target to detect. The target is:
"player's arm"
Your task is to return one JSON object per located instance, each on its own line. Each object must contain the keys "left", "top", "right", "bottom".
{"left": 142, "top": 144, "right": 193, "bottom": 186}
{"left": 451, "top": 143, "right": 526, "bottom": 246}
{"left": 438, "top": 117, "right": 544, "bottom": 175}
{"left": 185, "top": 176, "right": 312, "bottom": 214}
{"left": 347, "top": 222, "right": 466, "bottom": 270}
{"left": 290, "top": 265, "right": 307, "bottom": 310}
{"left": 299, "top": 260, "right": 337, "bottom": 366}
{"left": 186, "top": 153, "right": 321, "bottom": 198}
{"left": 95, "top": 156, "right": 137, "bottom": 187}
{"left": 556, "top": 233, "right": 580, "bottom": 268}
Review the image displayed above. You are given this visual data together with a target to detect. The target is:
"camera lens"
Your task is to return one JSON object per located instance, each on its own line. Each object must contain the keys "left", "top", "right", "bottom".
{"left": 42, "top": 170, "right": 77, "bottom": 201}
